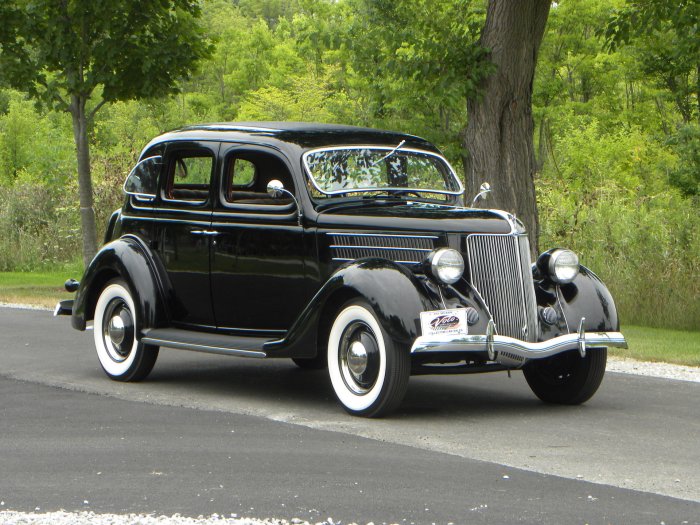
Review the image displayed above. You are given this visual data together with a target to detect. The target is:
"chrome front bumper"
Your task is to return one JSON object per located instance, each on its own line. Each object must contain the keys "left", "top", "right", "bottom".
{"left": 411, "top": 320, "right": 627, "bottom": 367}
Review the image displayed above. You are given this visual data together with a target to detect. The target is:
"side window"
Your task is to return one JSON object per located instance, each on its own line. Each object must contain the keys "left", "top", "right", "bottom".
{"left": 232, "top": 159, "right": 256, "bottom": 187}
{"left": 164, "top": 152, "right": 214, "bottom": 203}
{"left": 223, "top": 150, "right": 295, "bottom": 206}
{"left": 124, "top": 156, "right": 162, "bottom": 199}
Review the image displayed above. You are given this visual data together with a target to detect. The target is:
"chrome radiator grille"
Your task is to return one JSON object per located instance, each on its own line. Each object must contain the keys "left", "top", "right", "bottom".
{"left": 328, "top": 233, "right": 436, "bottom": 264}
{"left": 466, "top": 234, "right": 538, "bottom": 341}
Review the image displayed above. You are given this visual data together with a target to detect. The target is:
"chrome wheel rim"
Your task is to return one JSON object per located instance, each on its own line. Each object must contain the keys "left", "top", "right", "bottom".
{"left": 339, "top": 321, "right": 380, "bottom": 395}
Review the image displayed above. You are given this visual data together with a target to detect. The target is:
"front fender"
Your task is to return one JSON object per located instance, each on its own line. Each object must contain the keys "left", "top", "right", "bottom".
{"left": 265, "top": 258, "right": 438, "bottom": 358}
{"left": 72, "top": 235, "right": 168, "bottom": 333}
{"left": 536, "top": 265, "right": 620, "bottom": 337}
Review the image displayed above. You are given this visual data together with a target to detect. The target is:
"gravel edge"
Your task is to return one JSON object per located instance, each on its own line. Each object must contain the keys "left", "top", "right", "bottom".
{"left": 0, "top": 302, "right": 52, "bottom": 311}
{"left": 0, "top": 511, "right": 361, "bottom": 525}
{"left": 606, "top": 356, "right": 700, "bottom": 383}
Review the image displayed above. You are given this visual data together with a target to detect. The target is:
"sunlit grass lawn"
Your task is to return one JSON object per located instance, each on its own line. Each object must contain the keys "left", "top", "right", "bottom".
{"left": 1, "top": 271, "right": 698, "bottom": 367}
{"left": 0, "top": 270, "right": 79, "bottom": 309}
{"left": 613, "top": 325, "right": 700, "bottom": 367}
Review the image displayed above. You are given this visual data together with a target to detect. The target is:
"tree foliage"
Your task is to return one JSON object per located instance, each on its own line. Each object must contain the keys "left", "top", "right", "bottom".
{"left": 0, "top": 0, "right": 212, "bottom": 265}
{"left": 1, "top": 0, "right": 213, "bottom": 110}
{"left": 535, "top": 0, "right": 699, "bottom": 329}
{"left": 604, "top": 0, "right": 699, "bottom": 124}
{"left": 0, "top": 0, "right": 697, "bottom": 329}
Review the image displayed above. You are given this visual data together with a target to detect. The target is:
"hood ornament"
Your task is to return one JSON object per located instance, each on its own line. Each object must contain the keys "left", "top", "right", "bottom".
{"left": 471, "top": 182, "right": 491, "bottom": 207}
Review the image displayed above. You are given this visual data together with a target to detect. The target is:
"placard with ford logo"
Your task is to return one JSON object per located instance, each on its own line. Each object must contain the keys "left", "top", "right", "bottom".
{"left": 419, "top": 309, "right": 468, "bottom": 337}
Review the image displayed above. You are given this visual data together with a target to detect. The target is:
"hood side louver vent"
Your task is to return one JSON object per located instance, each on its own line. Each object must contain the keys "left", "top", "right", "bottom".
{"left": 328, "top": 233, "right": 437, "bottom": 264}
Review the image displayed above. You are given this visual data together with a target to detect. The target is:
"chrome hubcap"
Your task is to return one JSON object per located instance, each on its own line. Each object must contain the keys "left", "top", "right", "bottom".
{"left": 339, "top": 321, "right": 380, "bottom": 395}
{"left": 102, "top": 299, "right": 134, "bottom": 362}
{"left": 347, "top": 341, "right": 368, "bottom": 376}
{"left": 108, "top": 315, "right": 126, "bottom": 345}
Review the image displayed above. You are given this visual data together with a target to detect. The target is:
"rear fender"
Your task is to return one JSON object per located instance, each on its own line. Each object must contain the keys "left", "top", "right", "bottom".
{"left": 72, "top": 235, "right": 169, "bottom": 333}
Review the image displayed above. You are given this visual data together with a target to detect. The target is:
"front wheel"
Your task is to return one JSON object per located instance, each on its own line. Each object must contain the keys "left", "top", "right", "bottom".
{"left": 93, "top": 279, "right": 159, "bottom": 382}
{"left": 327, "top": 300, "right": 410, "bottom": 417}
{"left": 523, "top": 348, "right": 607, "bottom": 405}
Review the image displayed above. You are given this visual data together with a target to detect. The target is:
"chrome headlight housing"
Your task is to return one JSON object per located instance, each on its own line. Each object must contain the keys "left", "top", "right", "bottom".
{"left": 428, "top": 248, "right": 464, "bottom": 285}
{"left": 547, "top": 249, "right": 580, "bottom": 284}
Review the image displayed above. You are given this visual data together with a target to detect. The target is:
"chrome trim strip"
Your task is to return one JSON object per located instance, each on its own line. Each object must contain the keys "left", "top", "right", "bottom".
{"left": 131, "top": 194, "right": 156, "bottom": 202}
{"left": 329, "top": 245, "right": 432, "bottom": 252}
{"left": 303, "top": 145, "right": 464, "bottom": 196}
{"left": 141, "top": 337, "right": 269, "bottom": 358}
{"left": 327, "top": 232, "right": 439, "bottom": 239}
{"left": 128, "top": 206, "right": 212, "bottom": 216}
{"left": 213, "top": 208, "right": 295, "bottom": 217}
{"left": 158, "top": 205, "right": 211, "bottom": 213}
{"left": 189, "top": 124, "right": 283, "bottom": 133}
{"left": 332, "top": 257, "right": 420, "bottom": 264}
{"left": 162, "top": 197, "right": 208, "bottom": 205}
{"left": 411, "top": 331, "right": 628, "bottom": 360}
{"left": 211, "top": 221, "right": 300, "bottom": 230}
{"left": 121, "top": 215, "right": 212, "bottom": 226}
{"left": 129, "top": 204, "right": 158, "bottom": 212}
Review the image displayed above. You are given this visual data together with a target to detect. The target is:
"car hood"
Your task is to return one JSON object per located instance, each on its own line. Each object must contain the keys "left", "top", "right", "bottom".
{"left": 315, "top": 201, "right": 522, "bottom": 235}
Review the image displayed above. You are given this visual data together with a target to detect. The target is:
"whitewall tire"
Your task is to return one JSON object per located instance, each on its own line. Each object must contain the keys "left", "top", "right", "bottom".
{"left": 93, "top": 279, "right": 159, "bottom": 382}
{"left": 327, "top": 300, "right": 410, "bottom": 417}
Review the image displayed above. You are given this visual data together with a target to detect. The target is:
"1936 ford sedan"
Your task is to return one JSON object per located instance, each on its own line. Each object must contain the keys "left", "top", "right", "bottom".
{"left": 56, "top": 122, "right": 627, "bottom": 417}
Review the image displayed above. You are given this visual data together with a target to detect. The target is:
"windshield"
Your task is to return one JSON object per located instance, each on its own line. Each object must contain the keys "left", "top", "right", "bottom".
{"left": 303, "top": 146, "right": 463, "bottom": 199}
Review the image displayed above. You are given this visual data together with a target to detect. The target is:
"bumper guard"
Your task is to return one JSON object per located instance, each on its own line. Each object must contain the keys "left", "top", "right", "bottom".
{"left": 411, "top": 318, "right": 627, "bottom": 367}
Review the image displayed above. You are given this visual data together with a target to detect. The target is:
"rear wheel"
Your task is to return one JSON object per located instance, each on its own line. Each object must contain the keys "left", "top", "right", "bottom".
{"left": 93, "top": 279, "right": 159, "bottom": 382}
{"left": 523, "top": 348, "right": 607, "bottom": 404}
{"left": 327, "top": 300, "right": 410, "bottom": 417}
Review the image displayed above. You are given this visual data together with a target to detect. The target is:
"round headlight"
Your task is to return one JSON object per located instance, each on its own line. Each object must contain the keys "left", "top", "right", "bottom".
{"left": 430, "top": 248, "right": 464, "bottom": 285}
{"left": 548, "top": 249, "right": 579, "bottom": 284}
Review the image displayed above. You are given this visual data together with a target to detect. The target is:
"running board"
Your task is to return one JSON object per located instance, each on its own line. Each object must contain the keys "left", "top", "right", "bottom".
{"left": 141, "top": 328, "right": 276, "bottom": 358}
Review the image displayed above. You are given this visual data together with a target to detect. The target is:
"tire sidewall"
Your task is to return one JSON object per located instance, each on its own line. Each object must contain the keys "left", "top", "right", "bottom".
{"left": 327, "top": 302, "right": 389, "bottom": 414}
{"left": 93, "top": 281, "right": 140, "bottom": 379}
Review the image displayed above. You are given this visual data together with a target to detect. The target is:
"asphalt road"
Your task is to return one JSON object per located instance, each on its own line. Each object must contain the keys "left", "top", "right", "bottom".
{"left": 1, "top": 307, "right": 699, "bottom": 524}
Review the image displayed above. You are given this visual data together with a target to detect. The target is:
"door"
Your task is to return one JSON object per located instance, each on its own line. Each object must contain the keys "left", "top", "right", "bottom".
{"left": 154, "top": 141, "right": 219, "bottom": 328}
{"left": 210, "top": 145, "right": 310, "bottom": 332}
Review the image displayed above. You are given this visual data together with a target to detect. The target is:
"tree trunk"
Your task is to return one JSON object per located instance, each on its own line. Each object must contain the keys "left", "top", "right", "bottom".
{"left": 463, "top": 0, "right": 550, "bottom": 257}
{"left": 69, "top": 95, "right": 98, "bottom": 268}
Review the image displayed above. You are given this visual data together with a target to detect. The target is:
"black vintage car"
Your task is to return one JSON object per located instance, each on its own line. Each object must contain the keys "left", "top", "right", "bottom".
{"left": 56, "top": 122, "right": 627, "bottom": 417}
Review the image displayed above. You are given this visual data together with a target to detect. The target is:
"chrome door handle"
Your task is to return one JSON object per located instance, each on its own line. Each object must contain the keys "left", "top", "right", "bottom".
{"left": 191, "top": 230, "right": 220, "bottom": 236}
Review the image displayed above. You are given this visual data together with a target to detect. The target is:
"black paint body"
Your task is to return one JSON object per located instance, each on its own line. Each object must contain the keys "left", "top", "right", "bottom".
{"left": 71, "top": 123, "right": 620, "bottom": 363}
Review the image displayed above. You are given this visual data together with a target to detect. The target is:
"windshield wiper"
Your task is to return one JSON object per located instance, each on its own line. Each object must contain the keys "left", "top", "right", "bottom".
{"left": 371, "top": 140, "right": 406, "bottom": 166}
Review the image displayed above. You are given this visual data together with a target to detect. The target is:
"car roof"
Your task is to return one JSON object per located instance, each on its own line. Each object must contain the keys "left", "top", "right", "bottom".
{"left": 142, "top": 122, "right": 439, "bottom": 155}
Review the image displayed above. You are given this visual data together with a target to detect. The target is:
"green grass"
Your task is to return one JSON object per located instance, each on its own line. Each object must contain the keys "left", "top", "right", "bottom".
{"left": 0, "top": 269, "right": 81, "bottom": 309}
{"left": 612, "top": 325, "right": 700, "bottom": 367}
{"left": 1, "top": 271, "right": 698, "bottom": 367}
